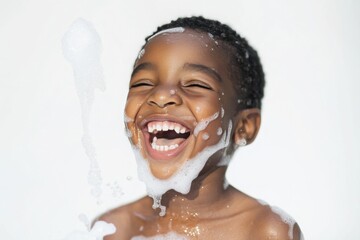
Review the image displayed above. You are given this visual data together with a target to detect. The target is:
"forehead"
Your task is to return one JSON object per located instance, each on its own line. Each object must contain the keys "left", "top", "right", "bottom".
{"left": 136, "top": 29, "right": 232, "bottom": 74}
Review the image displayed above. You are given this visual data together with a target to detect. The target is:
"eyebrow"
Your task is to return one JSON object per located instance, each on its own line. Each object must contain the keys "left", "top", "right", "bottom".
{"left": 131, "top": 62, "right": 156, "bottom": 78}
{"left": 183, "top": 63, "right": 223, "bottom": 83}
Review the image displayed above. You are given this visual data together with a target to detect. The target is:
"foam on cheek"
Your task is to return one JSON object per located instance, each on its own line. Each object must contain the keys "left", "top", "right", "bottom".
{"left": 132, "top": 121, "right": 232, "bottom": 216}
{"left": 131, "top": 232, "right": 188, "bottom": 240}
{"left": 202, "top": 132, "right": 209, "bottom": 140}
{"left": 193, "top": 111, "right": 219, "bottom": 136}
{"left": 124, "top": 113, "right": 134, "bottom": 138}
{"left": 221, "top": 107, "right": 225, "bottom": 118}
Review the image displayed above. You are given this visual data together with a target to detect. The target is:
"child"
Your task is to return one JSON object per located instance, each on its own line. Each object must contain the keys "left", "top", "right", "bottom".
{"left": 98, "top": 16, "right": 302, "bottom": 240}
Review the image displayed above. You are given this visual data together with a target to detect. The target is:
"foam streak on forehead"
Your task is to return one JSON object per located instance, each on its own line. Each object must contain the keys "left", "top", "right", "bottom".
{"left": 147, "top": 27, "right": 185, "bottom": 41}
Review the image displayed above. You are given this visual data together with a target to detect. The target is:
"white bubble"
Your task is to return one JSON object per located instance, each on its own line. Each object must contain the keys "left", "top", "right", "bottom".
{"left": 202, "top": 132, "right": 209, "bottom": 140}
{"left": 217, "top": 127, "right": 223, "bottom": 135}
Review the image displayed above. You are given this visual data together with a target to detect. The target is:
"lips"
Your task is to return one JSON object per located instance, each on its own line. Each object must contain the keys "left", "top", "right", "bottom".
{"left": 141, "top": 119, "right": 192, "bottom": 161}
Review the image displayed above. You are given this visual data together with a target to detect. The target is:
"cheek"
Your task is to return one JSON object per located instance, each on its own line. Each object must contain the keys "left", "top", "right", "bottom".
{"left": 124, "top": 95, "right": 142, "bottom": 118}
{"left": 124, "top": 95, "right": 145, "bottom": 147}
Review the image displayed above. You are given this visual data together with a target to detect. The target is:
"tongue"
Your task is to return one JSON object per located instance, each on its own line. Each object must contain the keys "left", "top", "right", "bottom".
{"left": 156, "top": 138, "right": 186, "bottom": 146}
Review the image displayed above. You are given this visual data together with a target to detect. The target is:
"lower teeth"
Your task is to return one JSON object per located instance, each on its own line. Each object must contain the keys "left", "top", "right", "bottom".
{"left": 151, "top": 137, "right": 179, "bottom": 151}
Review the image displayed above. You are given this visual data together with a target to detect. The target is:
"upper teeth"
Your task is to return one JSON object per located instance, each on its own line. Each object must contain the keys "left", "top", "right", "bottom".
{"left": 148, "top": 121, "right": 187, "bottom": 134}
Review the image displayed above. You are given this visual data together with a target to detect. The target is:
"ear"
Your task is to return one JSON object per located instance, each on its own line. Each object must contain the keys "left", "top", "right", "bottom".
{"left": 233, "top": 108, "right": 261, "bottom": 146}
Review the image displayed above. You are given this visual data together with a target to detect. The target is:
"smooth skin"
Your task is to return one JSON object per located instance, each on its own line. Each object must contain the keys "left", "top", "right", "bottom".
{"left": 97, "top": 30, "right": 302, "bottom": 240}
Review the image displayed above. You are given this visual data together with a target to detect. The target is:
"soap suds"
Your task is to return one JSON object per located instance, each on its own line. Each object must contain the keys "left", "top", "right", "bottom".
{"left": 133, "top": 122, "right": 232, "bottom": 215}
{"left": 193, "top": 111, "right": 219, "bottom": 136}
{"left": 271, "top": 206, "right": 296, "bottom": 239}
{"left": 62, "top": 18, "right": 105, "bottom": 202}
{"left": 148, "top": 27, "right": 185, "bottom": 41}
{"left": 138, "top": 48, "right": 145, "bottom": 60}
{"left": 63, "top": 221, "right": 116, "bottom": 240}
{"left": 202, "top": 132, "right": 209, "bottom": 140}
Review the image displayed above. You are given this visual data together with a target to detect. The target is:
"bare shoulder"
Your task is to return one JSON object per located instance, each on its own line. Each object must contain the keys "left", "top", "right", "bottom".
{"left": 94, "top": 196, "right": 153, "bottom": 240}
{"left": 249, "top": 202, "right": 303, "bottom": 240}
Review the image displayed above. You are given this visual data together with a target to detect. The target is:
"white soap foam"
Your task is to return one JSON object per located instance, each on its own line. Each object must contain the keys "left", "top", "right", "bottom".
{"left": 78, "top": 213, "right": 91, "bottom": 231}
{"left": 270, "top": 206, "right": 296, "bottom": 240}
{"left": 216, "top": 127, "right": 223, "bottom": 136}
{"left": 138, "top": 48, "right": 145, "bottom": 60}
{"left": 62, "top": 18, "right": 105, "bottom": 202}
{"left": 132, "top": 122, "right": 232, "bottom": 215}
{"left": 223, "top": 178, "right": 229, "bottom": 190}
{"left": 221, "top": 107, "right": 225, "bottom": 118}
{"left": 202, "top": 132, "right": 209, "bottom": 140}
{"left": 63, "top": 221, "right": 116, "bottom": 240}
{"left": 193, "top": 111, "right": 219, "bottom": 136}
{"left": 131, "top": 232, "right": 188, "bottom": 240}
{"left": 147, "top": 27, "right": 185, "bottom": 41}
{"left": 256, "top": 198, "right": 268, "bottom": 206}
{"left": 124, "top": 113, "right": 134, "bottom": 123}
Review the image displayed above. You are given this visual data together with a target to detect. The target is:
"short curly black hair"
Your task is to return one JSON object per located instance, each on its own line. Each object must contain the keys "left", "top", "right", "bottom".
{"left": 143, "top": 16, "right": 265, "bottom": 110}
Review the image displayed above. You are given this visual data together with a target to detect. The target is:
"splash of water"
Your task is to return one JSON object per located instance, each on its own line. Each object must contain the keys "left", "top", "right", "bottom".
{"left": 62, "top": 18, "right": 105, "bottom": 202}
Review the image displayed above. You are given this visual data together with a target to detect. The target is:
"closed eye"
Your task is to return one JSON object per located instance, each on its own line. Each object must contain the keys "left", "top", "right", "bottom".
{"left": 130, "top": 80, "right": 154, "bottom": 89}
{"left": 183, "top": 82, "right": 213, "bottom": 90}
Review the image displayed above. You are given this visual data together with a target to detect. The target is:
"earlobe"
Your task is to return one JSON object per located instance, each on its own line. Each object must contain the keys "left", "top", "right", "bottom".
{"left": 233, "top": 108, "right": 261, "bottom": 146}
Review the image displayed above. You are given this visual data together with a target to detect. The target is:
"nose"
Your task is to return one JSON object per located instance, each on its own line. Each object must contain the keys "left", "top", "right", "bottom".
{"left": 147, "top": 86, "right": 182, "bottom": 108}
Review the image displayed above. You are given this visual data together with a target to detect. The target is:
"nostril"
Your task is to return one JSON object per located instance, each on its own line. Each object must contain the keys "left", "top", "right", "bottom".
{"left": 148, "top": 100, "right": 177, "bottom": 108}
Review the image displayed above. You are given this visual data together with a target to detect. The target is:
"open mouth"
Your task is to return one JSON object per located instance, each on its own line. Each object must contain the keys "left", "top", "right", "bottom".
{"left": 143, "top": 121, "right": 191, "bottom": 160}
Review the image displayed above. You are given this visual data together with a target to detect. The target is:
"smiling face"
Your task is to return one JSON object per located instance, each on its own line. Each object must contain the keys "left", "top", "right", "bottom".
{"left": 125, "top": 29, "right": 238, "bottom": 180}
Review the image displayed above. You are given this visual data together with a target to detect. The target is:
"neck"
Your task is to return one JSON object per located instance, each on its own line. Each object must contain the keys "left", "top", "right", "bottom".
{"left": 161, "top": 166, "right": 229, "bottom": 217}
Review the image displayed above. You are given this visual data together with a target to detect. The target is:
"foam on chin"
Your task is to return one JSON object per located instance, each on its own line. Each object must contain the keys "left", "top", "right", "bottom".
{"left": 132, "top": 121, "right": 232, "bottom": 216}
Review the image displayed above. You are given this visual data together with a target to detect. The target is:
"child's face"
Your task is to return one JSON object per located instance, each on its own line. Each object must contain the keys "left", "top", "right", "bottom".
{"left": 125, "top": 29, "right": 237, "bottom": 180}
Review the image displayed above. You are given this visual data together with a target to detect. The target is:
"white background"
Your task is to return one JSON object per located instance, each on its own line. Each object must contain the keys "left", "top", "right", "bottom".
{"left": 1, "top": 0, "right": 359, "bottom": 239}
